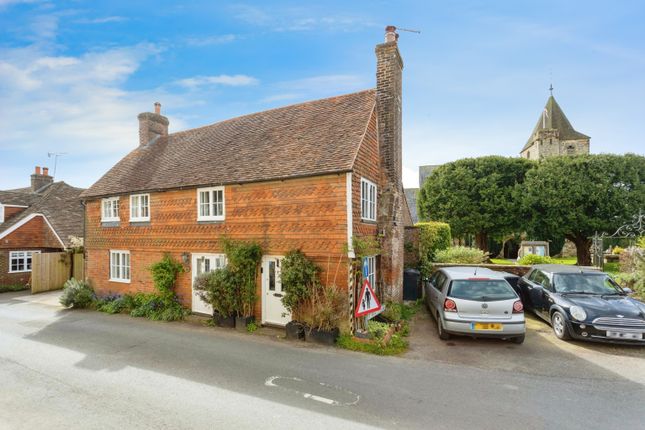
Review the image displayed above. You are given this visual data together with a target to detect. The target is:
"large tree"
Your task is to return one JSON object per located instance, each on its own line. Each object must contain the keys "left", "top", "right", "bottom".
{"left": 520, "top": 154, "right": 645, "bottom": 266}
{"left": 417, "top": 156, "right": 534, "bottom": 252}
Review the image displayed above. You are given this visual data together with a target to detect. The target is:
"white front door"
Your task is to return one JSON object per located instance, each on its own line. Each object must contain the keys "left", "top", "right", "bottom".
{"left": 262, "top": 256, "right": 290, "bottom": 326}
{"left": 191, "top": 253, "right": 226, "bottom": 315}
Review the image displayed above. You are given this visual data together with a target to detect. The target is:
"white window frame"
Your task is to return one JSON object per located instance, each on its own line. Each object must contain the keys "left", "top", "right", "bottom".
{"left": 129, "top": 194, "right": 150, "bottom": 222}
{"left": 360, "top": 178, "right": 377, "bottom": 222}
{"left": 109, "top": 250, "right": 131, "bottom": 283}
{"left": 364, "top": 255, "right": 376, "bottom": 289}
{"left": 101, "top": 197, "right": 120, "bottom": 222}
{"left": 8, "top": 250, "right": 40, "bottom": 273}
{"left": 0, "top": 204, "right": 4, "bottom": 223}
{"left": 196, "top": 186, "right": 225, "bottom": 221}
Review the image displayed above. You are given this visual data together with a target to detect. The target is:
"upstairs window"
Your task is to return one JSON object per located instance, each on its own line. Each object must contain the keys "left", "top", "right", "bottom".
{"left": 360, "top": 178, "right": 377, "bottom": 221}
{"left": 197, "top": 187, "right": 225, "bottom": 221}
{"left": 101, "top": 197, "right": 120, "bottom": 222}
{"left": 9, "top": 250, "right": 40, "bottom": 273}
{"left": 109, "top": 250, "right": 130, "bottom": 282}
{"left": 130, "top": 194, "right": 150, "bottom": 222}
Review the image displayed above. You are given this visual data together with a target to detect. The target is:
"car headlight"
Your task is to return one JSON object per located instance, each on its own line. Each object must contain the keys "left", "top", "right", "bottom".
{"left": 570, "top": 306, "right": 587, "bottom": 322}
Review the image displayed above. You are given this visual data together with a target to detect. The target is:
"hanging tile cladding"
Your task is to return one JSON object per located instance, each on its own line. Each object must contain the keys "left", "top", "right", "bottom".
{"left": 352, "top": 108, "right": 380, "bottom": 239}
{"left": 85, "top": 174, "right": 352, "bottom": 307}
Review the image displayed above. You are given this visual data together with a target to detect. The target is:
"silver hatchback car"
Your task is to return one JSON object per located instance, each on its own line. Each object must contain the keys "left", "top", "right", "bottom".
{"left": 425, "top": 267, "right": 526, "bottom": 344}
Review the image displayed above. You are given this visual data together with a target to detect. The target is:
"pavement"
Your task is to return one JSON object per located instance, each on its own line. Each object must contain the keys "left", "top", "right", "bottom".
{"left": 1, "top": 290, "right": 644, "bottom": 430}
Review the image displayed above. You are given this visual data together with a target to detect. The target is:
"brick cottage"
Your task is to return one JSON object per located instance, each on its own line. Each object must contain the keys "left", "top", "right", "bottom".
{"left": 0, "top": 167, "right": 84, "bottom": 286}
{"left": 80, "top": 27, "right": 411, "bottom": 326}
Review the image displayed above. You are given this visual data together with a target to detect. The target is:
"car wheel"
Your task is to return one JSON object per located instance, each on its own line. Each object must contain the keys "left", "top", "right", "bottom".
{"left": 551, "top": 311, "right": 571, "bottom": 340}
{"left": 436, "top": 313, "right": 450, "bottom": 340}
{"left": 511, "top": 335, "right": 525, "bottom": 345}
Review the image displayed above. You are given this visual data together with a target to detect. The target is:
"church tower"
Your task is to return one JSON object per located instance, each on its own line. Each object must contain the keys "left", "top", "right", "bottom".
{"left": 520, "top": 88, "right": 590, "bottom": 160}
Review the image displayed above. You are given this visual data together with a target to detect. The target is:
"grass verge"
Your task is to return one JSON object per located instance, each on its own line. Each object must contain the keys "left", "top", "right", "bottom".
{"left": 337, "top": 333, "right": 408, "bottom": 356}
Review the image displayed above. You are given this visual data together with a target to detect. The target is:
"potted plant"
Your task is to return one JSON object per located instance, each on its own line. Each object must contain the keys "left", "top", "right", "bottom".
{"left": 280, "top": 250, "right": 320, "bottom": 340}
{"left": 220, "top": 239, "right": 262, "bottom": 332}
{"left": 194, "top": 269, "right": 237, "bottom": 328}
{"left": 301, "top": 284, "right": 343, "bottom": 345}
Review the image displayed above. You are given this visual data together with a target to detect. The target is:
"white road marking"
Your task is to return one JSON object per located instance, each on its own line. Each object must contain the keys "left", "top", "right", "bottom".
{"left": 265, "top": 376, "right": 360, "bottom": 406}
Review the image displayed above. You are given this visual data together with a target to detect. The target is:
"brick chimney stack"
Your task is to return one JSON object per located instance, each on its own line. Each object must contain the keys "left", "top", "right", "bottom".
{"left": 375, "top": 25, "right": 404, "bottom": 302}
{"left": 138, "top": 102, "right": 169, "bottom": 147}
{"left": 31, "top": 165, "right": 53, "bottom": 192}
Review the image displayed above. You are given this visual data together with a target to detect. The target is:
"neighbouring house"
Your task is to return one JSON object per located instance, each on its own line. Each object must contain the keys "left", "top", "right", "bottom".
{"left": 404, "top": 164, "right": 441, "bottom": 224}
{"left": 0, "top": 167, "right": 85, "bottom": 286}
{"left": 520, "top": 89, "right": 590, "bottom": 160}
{"left": 80, "top": 27, "right": 412, "bottom": 326}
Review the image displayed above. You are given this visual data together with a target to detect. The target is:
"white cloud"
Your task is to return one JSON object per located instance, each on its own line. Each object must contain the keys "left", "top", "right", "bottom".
{"left": 175, "top": 74, "right": 259, "bottom": 89}
{"left": 74, "top": 16, "right": 128, "bottom": 24}
{"left": 184, "top": 34, "right": 236, "bottom": 47}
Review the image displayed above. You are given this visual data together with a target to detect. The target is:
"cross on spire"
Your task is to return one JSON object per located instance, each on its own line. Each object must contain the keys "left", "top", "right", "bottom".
{"left": 549, "top": 83, "right": 554, "bottom": 96}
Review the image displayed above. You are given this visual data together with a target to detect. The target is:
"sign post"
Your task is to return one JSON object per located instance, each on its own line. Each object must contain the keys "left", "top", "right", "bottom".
{"left": 355, "top": 278, "right": 382, "bottom": 318}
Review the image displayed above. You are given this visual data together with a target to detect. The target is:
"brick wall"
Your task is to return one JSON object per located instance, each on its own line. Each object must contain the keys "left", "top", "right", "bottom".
{"left": 375, "top": 39, "right": 405, "bottom": 302}
{"left": 0, "top": 248, "right": 60, "bottom": 286}
{"left": 85, "top": 174, "right": 352, "bottom": 320}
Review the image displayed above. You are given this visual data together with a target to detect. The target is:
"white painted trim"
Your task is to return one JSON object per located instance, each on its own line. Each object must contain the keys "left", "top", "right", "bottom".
{"left": 129, "top": 194, "right": 150, "bottom": 222}
{"left": 3, "top": 204, "right": 29, "bottom": 208}
{"left": 261, "top": 255, "right": 289, "bottom": 326}
{"left": 346, "top": 172, "right": 355, "bottom": 258}
{"left": 8, "top": 250, "right": 40, "bottom": 273}
{"left": 191, "top": 253, "right": 227, "bottom": 314}
{"left": 109, "top": 250, "right": 131, "bottom": 283}
{"left": 0, "top": 213, "right": 66, "bottom": 249}
{"left": 0, "top": 204, "right": 3, "bottom": 224}
{"left": 101, "top": 197, "right": 120, "bottom": 222}
{"left": 196, "top": 186, "right": 225, "bottom": 222}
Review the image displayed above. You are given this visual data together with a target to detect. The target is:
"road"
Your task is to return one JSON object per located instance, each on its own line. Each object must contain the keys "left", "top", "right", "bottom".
{"left": 1, "top": 291, "right": 644, "bottom": 430}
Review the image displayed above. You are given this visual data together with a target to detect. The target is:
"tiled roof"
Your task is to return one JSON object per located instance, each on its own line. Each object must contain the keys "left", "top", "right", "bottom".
{"left": 523, "top": 95, "right": 590, "bottom": 151}
{"left": 0, "top": 182, "right": 85, "bottom": 247}
{"left": 82, "top": 89, "right": 377, "bottom": 199}
{"left": 404, "top": 188, "right": 419, "bottom": 224}
{"left": 0, "top": 189, "right": 41, "bottom": 206}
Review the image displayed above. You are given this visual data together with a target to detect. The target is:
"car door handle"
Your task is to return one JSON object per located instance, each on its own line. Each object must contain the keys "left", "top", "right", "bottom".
{"left": 273, "top": 293, "right": 283, "bottom": 298}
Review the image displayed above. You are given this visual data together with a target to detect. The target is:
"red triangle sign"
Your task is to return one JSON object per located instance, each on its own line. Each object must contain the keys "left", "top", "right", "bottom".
{"left": 355, "top": 278, "right": 382, "bottom": 317}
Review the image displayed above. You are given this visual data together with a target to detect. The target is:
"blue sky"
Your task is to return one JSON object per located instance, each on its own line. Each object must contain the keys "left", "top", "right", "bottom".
{"left": 1, "top": 0, "right": 643, "bottom": 190}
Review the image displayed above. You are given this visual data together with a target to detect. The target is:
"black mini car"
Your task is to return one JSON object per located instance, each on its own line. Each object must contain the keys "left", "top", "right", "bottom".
{"left": 517, "top": 264, "right": 645, "bottom": 344}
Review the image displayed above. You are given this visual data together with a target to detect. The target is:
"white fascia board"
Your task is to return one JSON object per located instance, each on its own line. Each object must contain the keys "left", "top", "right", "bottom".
{"left": 0, "top": 213, "right": 66, "bottom": 249}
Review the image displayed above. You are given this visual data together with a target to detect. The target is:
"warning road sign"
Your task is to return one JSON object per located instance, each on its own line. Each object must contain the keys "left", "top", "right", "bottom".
{"left": 355, "top": 278, "right": 382, "bottom": 317}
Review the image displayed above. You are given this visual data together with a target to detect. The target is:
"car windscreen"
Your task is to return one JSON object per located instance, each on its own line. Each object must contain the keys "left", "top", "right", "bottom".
{"left": 553, "top": 274, "right": 623, "bottom": 295}
{"left": 448, "top": 280, "right": 517, "bottom": 302}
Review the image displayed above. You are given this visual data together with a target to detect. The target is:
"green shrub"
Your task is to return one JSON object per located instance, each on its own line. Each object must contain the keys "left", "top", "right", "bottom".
{"left": 379, "top": 301, "right": 420, "bottom": 322}
{"left": 281, "top": 250, "right": 320, "bottom": 319}
{"left": 0, "top": 283, "right": 29, "bottom": 293}
{"left": 222, "top": 239, "right": 262, "bottom": 317}
{"left": 518, "top": 254, "right": 555, "bottom": 265}
{"left": 193, "top": 269, "right": 238, "bottom": 318}
{"left": 434, "top": 246, "right": 488, "bottom": 264}
{"left": 416, "top": 221, "right": 452, "bottom": 261}
{"left": 59, "top": 278, "right": 95, "bottom": 309}
{"left": 150, "top": 254, "right": 184, "bottom": 296}
{"left": 337, "top": 333, "right": 408, "bottom": 356}
{"left": 367, "top": 320, "right": 390, "bottom": 341}
{"left": 96, "top": 294, "right": 132, "bottom": 314}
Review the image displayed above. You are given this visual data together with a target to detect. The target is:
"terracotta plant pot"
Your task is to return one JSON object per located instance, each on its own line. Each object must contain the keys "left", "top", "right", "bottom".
{"left": 285, "top": 321, "right": 305, "bottom": 340}
{"left": 305, "top": 327, "right": 340, "bottom": 346}
{"left": 235, "top": 316, "right": 255, "bottom": 332}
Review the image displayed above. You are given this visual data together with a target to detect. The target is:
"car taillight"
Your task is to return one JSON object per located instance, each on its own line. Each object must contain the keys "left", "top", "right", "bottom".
{"left": 513, "top": 300, "right": 524, "bottom": 313}
{"left": 444, "top": 298, "right": 457, "bottom": 312}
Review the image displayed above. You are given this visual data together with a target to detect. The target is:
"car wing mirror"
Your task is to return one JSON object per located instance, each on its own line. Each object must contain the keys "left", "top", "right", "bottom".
{"left": 622, "top": 287, "right": 633, "bottom": 294}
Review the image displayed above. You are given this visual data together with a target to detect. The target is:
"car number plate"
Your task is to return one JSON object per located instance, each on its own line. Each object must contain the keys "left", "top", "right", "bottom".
{"left": 606, "top": 331, "right": 643, "bottom": 340}
{"left": 472, "top": 322, "right": 503, "bottom": 331}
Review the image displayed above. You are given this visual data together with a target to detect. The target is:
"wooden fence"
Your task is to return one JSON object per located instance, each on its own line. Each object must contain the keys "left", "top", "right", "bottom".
{"left": 31, "top": 252, "right": 85, "bottom": 294}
